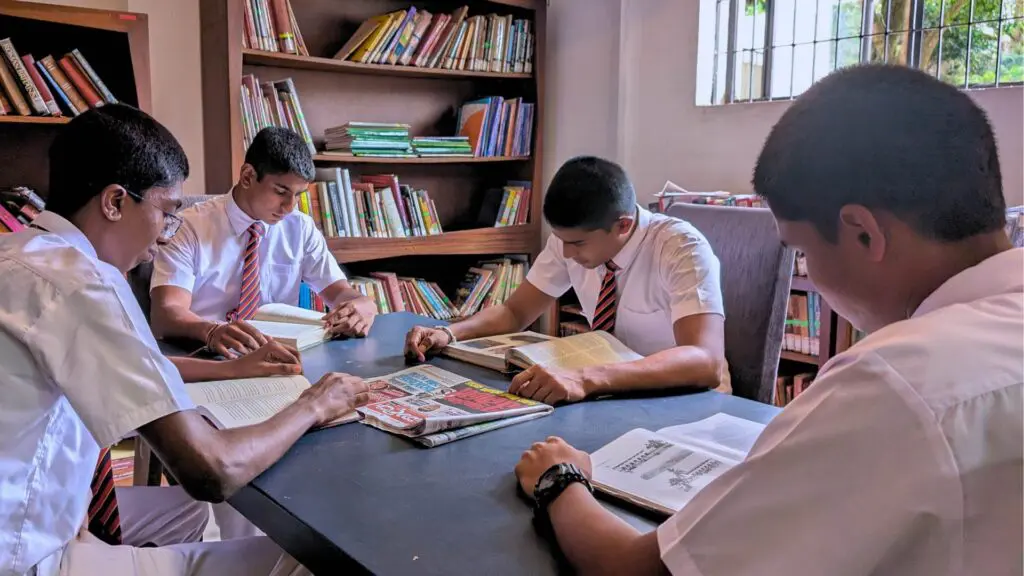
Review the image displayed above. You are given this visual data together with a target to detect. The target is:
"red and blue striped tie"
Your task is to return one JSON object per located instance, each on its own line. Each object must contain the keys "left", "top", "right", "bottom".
{"left": 87, "top": 447, "right": 122, "bottom": 545}
{"left": 229, "top": 222, "right": 265, "bottom": 321}
{"left": 591, "top": 260, "right": 619, "bottom": 333}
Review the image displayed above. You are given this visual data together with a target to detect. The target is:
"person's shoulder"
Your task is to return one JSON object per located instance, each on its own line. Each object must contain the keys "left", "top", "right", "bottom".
{"left": 648, "top": 211, "right": 712, "bottom": 247}
{"left": 0, "top": 232, "right": 108, "bottom": 302}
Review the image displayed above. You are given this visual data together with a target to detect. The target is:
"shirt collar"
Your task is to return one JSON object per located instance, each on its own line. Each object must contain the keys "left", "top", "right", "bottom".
{"left": 608, "top": 205, "right": 652, "bottom": 272}
{"left": 224, "top": 189, "right": 262, "bottom": 237}
{"left": 32, "top": 210, "right": 99, "bottom": 260}
{"left": 913, "top": 248, "right": 1024, "bottom": 318}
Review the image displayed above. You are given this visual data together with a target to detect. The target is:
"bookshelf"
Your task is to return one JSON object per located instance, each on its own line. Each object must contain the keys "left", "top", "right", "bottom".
{"left": 0, "top": 0, "right": 151, "bottom": 196}
{"left": 200, "top": 0, "right": 546, "bottom": 320}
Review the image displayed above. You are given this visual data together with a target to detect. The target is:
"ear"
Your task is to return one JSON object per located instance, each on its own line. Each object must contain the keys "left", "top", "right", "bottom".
{"left": 837, "top": 204, "right": 886, "bottom": 262}
{"left": 614, "top": 216, "right": 633, "bottom": 236}
{"left": 98, "top": 184, "right": 128, "bottom": 223}
{"left": 239, "top": 164, "right": 257, "bottom": 189}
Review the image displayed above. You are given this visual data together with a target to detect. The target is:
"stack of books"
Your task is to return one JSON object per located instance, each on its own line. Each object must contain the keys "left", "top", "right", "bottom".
{"left": 0, "top": 186, "right": 43, "bottom": 233}
{"left": 453, "top": 257, "right": 528, "bottom": 318}
{"left": 332, "top": 6, "right": 534, "bottom": 74}
{"left": 456, "top": 96, "right": 534, "bottom": 157}
{"left": 411, "top": 136, "right": 473, "bottom": 158}
{"left": 242, "top": 0, "right": 308, "bottom": 55}
{"left": 0, "top": 40, "right": 117, "bottom": 118}
{"left": 323, "top": 122, "right": 413, "bottom": 158}
{"left": 239, "top": 74, "right": 315, "bottom": 154}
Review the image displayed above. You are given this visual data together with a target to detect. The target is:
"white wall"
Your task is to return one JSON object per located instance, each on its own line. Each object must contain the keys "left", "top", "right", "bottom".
{"left": 618, "top": 0, "right": 1024, "bottom": 206}
{"left": 20, "top": 0, "right": 205, "bottom": 196}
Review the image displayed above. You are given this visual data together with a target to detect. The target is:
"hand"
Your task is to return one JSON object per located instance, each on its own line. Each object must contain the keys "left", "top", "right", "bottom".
{"left": 403, "top": 326, "right": 452, "bottom": 363}
{"left": 207, "top": 321, "right": 268, "bottom": 358}
{"left": 508, "top": 365, "right": 592, "bottom": 405}
{"left": 323, "top": 297, "right": 376, "bottom": 338}
{"left": 227, "top": 340, "right": 302, "bottom": 379}
{"left": 514, "top": 436, "right": 592, "bottom": 496}
{"left": 299, "top": 372, "right": 370, "bottom": 427}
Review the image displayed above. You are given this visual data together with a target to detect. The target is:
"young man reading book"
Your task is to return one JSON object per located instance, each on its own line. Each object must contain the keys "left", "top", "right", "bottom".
{"left": 150, "top": 127, "right": 376, "bottom": 358}
{"left": 405, "top": 156, "right": 730, "bottom": 403}
{"left": 0, "top": 104, "right": 370, "bottom": 575}
{"left": 512, "top": 65, "right": 1022, "bottom": 576}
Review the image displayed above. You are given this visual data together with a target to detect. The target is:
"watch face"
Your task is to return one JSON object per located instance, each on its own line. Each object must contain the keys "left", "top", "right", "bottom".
{"left": 537, "top": 463, "right": 570, "bottom": 493}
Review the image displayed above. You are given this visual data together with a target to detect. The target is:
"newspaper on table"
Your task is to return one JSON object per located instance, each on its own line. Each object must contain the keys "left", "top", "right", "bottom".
{"left": 589, "top": 413, "right": 768, "bottom": 515}
{"left": 357, "top": 365, "right": 553, "bottom": 446}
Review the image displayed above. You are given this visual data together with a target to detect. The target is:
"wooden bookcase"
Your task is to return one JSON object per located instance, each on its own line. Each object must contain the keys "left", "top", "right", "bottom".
{"left": 0, "top": 0, "right": 150, "bottom": 196}
{"left": 198, "top": 0, "right": 547, "bottom": 309}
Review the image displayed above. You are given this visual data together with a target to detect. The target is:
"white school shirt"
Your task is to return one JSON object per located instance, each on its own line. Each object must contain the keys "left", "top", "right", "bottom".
{"left": 150, "top": 192, "right": 346, "bottom": 321}
{"left": 526, "top": 206, "right": 730, "bottom": 393}
{"left": 0, "top": 212, "right": 193, "bottom": 576}
{"left": 658, "top": 248, "right": 1024, "bottom": 576}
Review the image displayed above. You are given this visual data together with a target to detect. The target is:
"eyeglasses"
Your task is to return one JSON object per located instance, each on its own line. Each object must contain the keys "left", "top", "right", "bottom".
{"left": 124, "top": 189, "right": 183, "bottom": 240}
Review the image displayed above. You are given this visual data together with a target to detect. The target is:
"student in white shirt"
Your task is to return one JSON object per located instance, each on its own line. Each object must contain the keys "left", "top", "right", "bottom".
{"left": 405, "top": 156, "right": 730, "bottom": 402}
{"left": 511, "top": 65, "right": 1023, "bottom": 576}
{"left": 150, "top": 127, "right": 376, "bottom": 358}
{"left": 0, "top": 104, "right": 370, "bottom": 576}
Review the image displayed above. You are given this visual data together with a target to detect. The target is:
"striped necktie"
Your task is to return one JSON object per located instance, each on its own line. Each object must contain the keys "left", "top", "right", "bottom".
{"left": 229, "top": 222, "right": 265, "bottom": 322}
{"left": 87, "top": 447, "right": 122, "bottom": 545}
{"left": 591, "top": 260, "right": 620, "bottom": 333}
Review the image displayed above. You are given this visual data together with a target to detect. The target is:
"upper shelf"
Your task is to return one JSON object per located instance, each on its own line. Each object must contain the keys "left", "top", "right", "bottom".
{"left": 0, "top": 115, "right": 71, "bottom": 125}
{"left": 242, "top": 49, "right": 533, "bottom": 81}
{"left": 313, "top": 154, "right": 530, "bottom": 165}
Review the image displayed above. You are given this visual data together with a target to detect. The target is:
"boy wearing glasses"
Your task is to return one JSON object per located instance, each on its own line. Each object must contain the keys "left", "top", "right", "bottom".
{"left": 149, "top": 127, "right": 377, "bottom": 360}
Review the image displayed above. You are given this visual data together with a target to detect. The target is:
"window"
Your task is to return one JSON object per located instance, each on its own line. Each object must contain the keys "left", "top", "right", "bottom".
{"left": 697, "top": 0, "right": 1024, "bottom": 105}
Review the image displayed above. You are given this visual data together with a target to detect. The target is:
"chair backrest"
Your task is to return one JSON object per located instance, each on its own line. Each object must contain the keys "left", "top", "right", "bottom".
{"left": 128, "top": 195, "right": 211, "bottom": 322}
{"left": 665, "top": 203, "right": 794, "bottom": 403}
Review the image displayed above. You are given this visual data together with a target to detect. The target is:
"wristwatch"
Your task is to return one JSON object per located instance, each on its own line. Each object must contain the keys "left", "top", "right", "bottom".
{"left": 533, "top": 463, "right": 593, "bottom": 512}
{"left": 436, "top": 325, "right": 456, "bottom": 345}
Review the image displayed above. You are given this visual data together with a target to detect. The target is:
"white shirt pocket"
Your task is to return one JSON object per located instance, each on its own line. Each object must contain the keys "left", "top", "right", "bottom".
{"left": 615, "top": 304, "right": 676, "bottom": 357}
{"left": 262, "top": 262, "right": 302, "bottom": 306}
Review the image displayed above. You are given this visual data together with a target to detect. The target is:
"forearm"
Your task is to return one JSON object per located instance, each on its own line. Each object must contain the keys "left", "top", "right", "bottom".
{"left": 325, "top": 284, "right": 369, "bottom": 308}
{"left": 450, "top": 303, "right": 533, "bottom": 341}
{"left": 585, "top": 346, "right": 722, "bottom": 396}
{"left": 170, "top": 357, "right": 233, "bottom": 383}
{"left": 547, "top": 485, "right": 667, "bottom": 576}
{"left": 152, "top": 304, "right": 219, "bottom": 343}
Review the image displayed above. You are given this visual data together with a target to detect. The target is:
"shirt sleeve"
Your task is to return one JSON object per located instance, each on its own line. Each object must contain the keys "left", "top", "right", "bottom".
{"left": 657, "top": 228, "right": 724, "bottom": 322}
{"left": 25, "top": 280, "right": 194, "bottom": 448}
{"left": 150, "top": 220, "right": 199, "bottom": 292}
{"left": 525, "top": 234, "right": 572, "bottom": 297}
{"left": 300, "top": 216, "right": 346, "bottom": 294}
{"left": 656, "top": 351, "right": 959, "bottom": 576}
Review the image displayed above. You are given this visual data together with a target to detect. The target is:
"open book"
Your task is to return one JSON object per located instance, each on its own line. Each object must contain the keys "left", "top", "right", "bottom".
{"left": 357, "top": 365, "right": 553, "bottom": 447}
{"left": 590, "top": 413, "right": 767, "bottom": 515}
{"left": 184, "top": 375, "right": 359, "bottom": 430}
{"left": 443, "top": 330, "right": 642, "bottom": 373}
{"left": 248, "top": 303, "right": 329, "bottom": 351}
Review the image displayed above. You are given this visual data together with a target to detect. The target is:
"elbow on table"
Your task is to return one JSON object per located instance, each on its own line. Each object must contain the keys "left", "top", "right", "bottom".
{"left": 689, "top": 349, "right": 727, "bottom": 391}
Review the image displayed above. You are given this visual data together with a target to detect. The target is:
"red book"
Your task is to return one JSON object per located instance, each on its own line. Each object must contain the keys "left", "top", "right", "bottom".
{"left": 22, "top": 54, "right": 61, "bottom": 116}
{"left": 0, "top": 205, "right": 25, "bottom": 232}
{"left": 57, "top": 55, "right": 103, "bottom": 108}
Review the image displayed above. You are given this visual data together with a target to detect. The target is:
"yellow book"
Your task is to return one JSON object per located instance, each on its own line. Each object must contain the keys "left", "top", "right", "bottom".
{"left": 351, "top": 13, "right": 396, "bottom": 63}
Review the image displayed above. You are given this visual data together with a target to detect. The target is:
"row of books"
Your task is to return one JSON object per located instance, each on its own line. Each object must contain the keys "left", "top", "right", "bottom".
{"left": 456, "top": 96, "right": 534, "bottom": 158}
{"left": 334, "top": 6, "right": 534, "bottom": 75}
{"left": 480, "top": 182, "right": 532, "bottom": 228}
{"left": 0, "top": 39, "right": 116, "bottom": 117}
{"left": 784, "top": 291, "right": 821, "bottom": 357}
{"left": 240, "top": 74, "right": 315, "bottom": 154}
{"left": 774, "top": 373, "right": 815, "bottom": 407}
{"left": 301, "top": 169, "right": 442, "bottom": 239}
{"left": 241, "top": 0, "right": 308, "bottom": 55}
{"left": 454, "top": 258, "right": 527, "bottom": 319}
{"left": 0, "top": 186, "right": 44, "bottom": 233}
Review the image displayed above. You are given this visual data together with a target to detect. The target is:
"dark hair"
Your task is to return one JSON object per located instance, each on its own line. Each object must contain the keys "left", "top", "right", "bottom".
{"left": 244, "top": 127, "right": 315, "bottom": 182}
{"left": 753, "top": 64, "right": 1005, "bottom": 243}
{"left": 47, "top": 104, "right": 190, "bottom": 219}
{"left": 543, "top": 156, "right": 636, "bottom": 230}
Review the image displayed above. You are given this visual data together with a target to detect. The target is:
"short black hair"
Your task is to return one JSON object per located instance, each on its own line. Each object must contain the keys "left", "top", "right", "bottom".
{"left": 244, "top": 127, "right": 315, "bottom": 182}
{"left": 543, "top": 156, "right": 636, "bottom": 230}
{"left": 753, "top": 64, "right": 1004, "bottom": 243}
{"left": 47, "top": 104, "right": 189, "bottom": 219}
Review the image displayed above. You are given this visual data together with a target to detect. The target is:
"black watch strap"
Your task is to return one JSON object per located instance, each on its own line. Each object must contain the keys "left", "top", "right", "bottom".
{"left": 533, "top": 463, "right": 593, "bottom": 512}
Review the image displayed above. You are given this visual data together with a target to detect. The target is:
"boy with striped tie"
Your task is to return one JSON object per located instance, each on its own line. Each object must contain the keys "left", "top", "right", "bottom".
{"left": 405, "top": 156, "right": 730, "bottom": 403}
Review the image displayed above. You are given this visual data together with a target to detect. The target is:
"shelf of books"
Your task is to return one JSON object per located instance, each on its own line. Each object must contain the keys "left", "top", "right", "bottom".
{"left": 201, "top": 0, "right": 546, "bottom": 324}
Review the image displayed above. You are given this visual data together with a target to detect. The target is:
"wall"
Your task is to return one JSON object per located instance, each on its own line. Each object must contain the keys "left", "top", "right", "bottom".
{"left": 21, "top": 0, "right": 206, "bottom": 196}
{"left": 619, "top": 0, "right": 1024, "bottom": 206}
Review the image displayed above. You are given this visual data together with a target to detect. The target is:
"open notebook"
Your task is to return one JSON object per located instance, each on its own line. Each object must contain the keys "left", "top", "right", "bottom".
{"left": 590, "top": 413, "right": 768, "bottom": 515}
{"left": 184, "top": 375, "right": 359, "bottom": 430}
{"left": 443, "top": 330, "right": 641, "bottom": 373}
{"left": 248, "top": 303, "right": 329, "bottom": 351}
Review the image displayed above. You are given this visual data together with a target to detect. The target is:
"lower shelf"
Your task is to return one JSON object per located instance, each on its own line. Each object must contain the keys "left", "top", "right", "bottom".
{"left": 780, "top": 350, "right": 819, "bottom": 365}
{"left": 327, "top": 226, "right": 537, "bottom": 263}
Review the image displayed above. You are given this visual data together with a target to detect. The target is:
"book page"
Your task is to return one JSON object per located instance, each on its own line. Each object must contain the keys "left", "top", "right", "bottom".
{"left": 184, "top": 375, "right": 310, "bottom": 406}
{"left": 511, "top": 331, "right": 642, "bottom": 370}
{"left": 657, "top": 413, "right": 767, "bottom": 463}
{"left": 591, "top": 428, "right": 735, "bottom": 514}
{"left": 445, "top": 331, "right": 554, "bottom": 363}
{"left": 199, "top": 390, "right": 303, "bottom": 429}
{"left": 253, "top": 303, "right": 325, "bottom": 326}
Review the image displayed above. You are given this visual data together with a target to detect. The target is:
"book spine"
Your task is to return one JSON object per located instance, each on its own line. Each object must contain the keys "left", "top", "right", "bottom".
{"left": 0, "top": 39, "right": 47, "bottom": 115}
{"left": 70, "top": 50, "right": 117, "bottom": 104}
{"left": 35, "top": 61, "right": 74, "bottom": 116}
{"left": 0, "top": 56, "right": 29, "bottom": 115}
{"left": 21, "top": 55, "right": 60, "bottom": 116}
{"left": 58, "top": 56, "right": 103, "bottom": 108}
{"left": 269, "top": 0, "right": 296, "bottom": 54}
{"left": 0, "top": 205, "right": 25, "bottom": 232}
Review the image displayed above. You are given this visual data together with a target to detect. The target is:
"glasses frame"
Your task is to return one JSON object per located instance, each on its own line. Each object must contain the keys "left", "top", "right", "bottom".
{"left": 123, "top": 188, "right": 183, "bottom": 240}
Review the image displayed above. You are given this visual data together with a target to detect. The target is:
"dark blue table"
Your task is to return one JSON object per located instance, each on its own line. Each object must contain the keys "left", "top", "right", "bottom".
{"left": 231, "top": 312, "right": 780, "bottom": 575}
